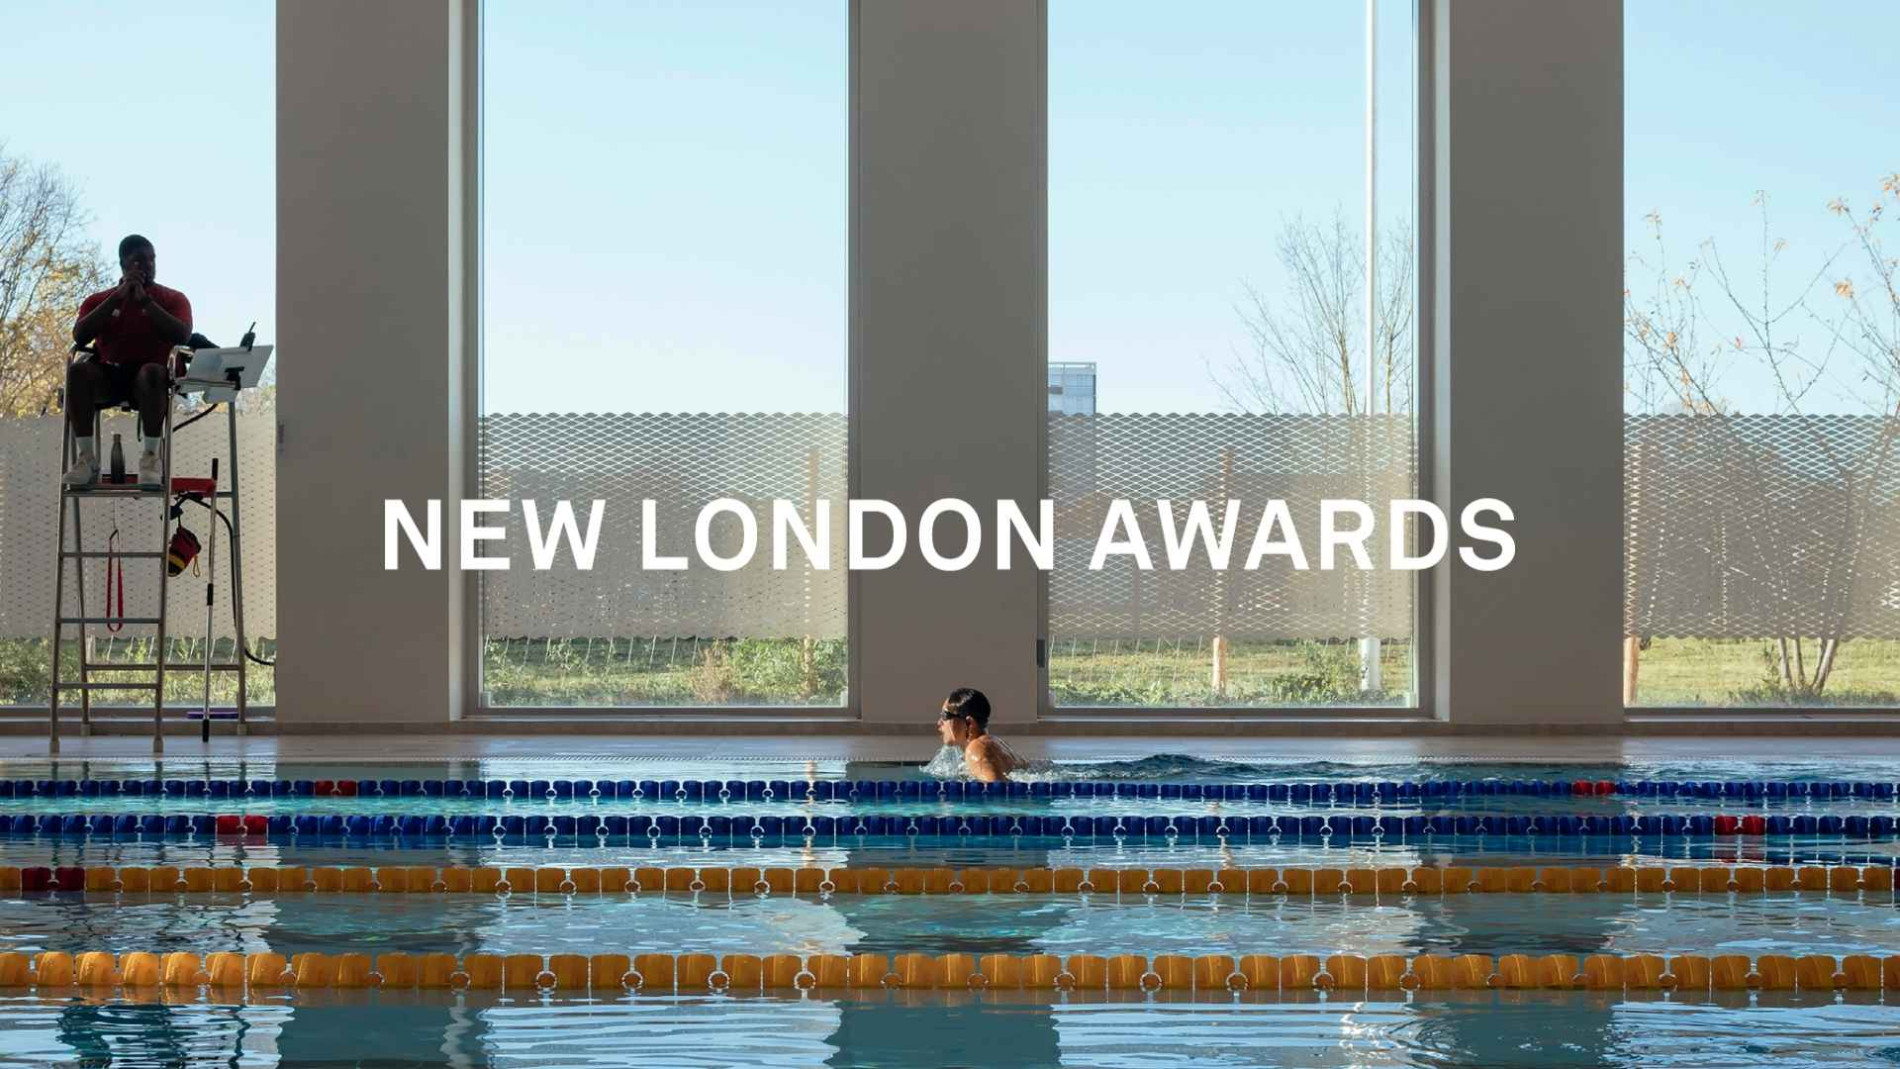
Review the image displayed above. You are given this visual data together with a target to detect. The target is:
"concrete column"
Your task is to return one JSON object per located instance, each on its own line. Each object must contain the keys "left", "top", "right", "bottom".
{"left": 275, "top": 0, "right": 472, "bottom": 725}
{"left": 853, "top": 0, "right": 1046, "bottom": 725}
{"left": 1430, "top": 0, "right": 1624, "bottom": 725}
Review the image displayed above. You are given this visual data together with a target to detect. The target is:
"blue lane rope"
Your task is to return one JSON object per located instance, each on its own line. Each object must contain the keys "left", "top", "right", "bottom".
{"left": 3, "top": 777, "right": 1896, "bottom": 803}
{"left": 4, "top": 809, "right": 1898, "bottom": 842}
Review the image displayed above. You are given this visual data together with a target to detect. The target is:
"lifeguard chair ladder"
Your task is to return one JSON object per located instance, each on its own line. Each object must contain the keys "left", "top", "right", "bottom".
{"left": 48, "top": 345, "right": 252, "bottom": 753}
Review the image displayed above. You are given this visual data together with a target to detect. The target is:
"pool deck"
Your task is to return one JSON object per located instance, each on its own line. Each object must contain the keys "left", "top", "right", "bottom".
{"left": 11, "top": 731, "right": 1900, "bottom": 764}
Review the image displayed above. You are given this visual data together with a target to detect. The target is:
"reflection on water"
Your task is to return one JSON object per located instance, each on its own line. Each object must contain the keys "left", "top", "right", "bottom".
{"left": 3, "top": 893, "right": 1897, "bottom": 972}
{"left": 0, "top": 999, "right": 293, "bottom": 1068}
{"left": 3, "top": 993, "right": 1900, "bottom": 1068}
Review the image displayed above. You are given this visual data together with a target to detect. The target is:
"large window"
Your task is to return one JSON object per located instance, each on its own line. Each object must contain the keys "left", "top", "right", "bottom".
{"left": 1046, "top": 1, "right": 1419, "bottom": 708}
{"left": 1623, "top": 2, "right": 1900, "bottom": 707}
{"left": 481, "top": 1, "right": 849, "bottom": 707}
{"left": 0, "top": 1, "right": 276, "bottom": 711}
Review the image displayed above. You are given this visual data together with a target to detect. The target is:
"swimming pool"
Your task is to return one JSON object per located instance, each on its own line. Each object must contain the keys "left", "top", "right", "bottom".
{"left": 2, "top": 755, "right": 1897, "bottom": 1067}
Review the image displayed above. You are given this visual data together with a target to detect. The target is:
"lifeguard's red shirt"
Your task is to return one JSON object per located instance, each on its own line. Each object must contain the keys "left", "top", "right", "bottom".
{"left": 75, "top": 283, "right": 192, "bottom": 367}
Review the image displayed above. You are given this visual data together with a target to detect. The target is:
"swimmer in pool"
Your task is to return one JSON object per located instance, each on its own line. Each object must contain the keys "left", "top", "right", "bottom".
{"left": 936, "top": 687, "right": 1020, "bottom": 782}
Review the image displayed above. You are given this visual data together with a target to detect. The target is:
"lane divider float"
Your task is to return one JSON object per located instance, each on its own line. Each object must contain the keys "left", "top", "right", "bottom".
{"left": 2, "top": 864, "right": 1892, "bottom": 897}
{"left": 2, "top": 776, "right": 1893, "bottom": 804}
{"left": 3, "top": 950, "right": 1897, "bottom": 996}
{"left": 4, "top": 810, "right": 1895, "bottom": 840}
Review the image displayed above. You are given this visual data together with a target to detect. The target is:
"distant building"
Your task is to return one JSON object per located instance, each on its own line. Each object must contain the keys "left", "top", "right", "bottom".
{"left": 1048, "top": 362, "right": 1096, "bottom": 415}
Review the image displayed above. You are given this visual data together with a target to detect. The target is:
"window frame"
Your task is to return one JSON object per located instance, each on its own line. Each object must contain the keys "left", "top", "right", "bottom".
{"left": 1035, "top": 0, "right": 1436, "bottom": 719}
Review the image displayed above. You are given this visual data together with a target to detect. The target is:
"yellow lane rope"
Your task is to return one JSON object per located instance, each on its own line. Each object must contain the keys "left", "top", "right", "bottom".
{"left": 4, "top": 950, "right": 1896, "bottom": 995}
{"left": 4, "top": 863, "right": 1892, "bottom": 896}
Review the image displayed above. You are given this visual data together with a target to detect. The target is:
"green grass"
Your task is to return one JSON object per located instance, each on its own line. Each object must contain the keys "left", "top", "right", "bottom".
{"left": 481, "top": 637, "right": 847, "bottom": 707}
{"left": 1047, "top": 637, "right": 1413, "bottom": 707}
{"left": 4, "top": 634, "right": 1899, "bottom": 710}
{"left": 0, "top": 637, "right": 275, "bottom": 709}
{"left": 478, "top": 636, "right": 1404, "bottom": 708}
{"left": 477, "top": 634, "right": 1900, "bottom": 708}
{"left": 1630, "top": 637, "right": 1900, "bottom": 707}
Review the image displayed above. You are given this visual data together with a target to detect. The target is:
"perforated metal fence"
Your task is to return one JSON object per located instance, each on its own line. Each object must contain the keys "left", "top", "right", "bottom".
{"left": 1625, "top": 414, "right": 1900, "bottom": 640}
{"left": 7, "top": 411, "right": 1899, "bottom": 706}
{"left": 478, "top": 413, "right": 849, "bottom": 642}
{"left": 1048, "top": 413, "right": 1417, "bottom": 642}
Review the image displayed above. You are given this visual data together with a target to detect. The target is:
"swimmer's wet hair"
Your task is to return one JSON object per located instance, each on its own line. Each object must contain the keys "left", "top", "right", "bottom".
{"left": 944, "top": 687, "right": 991, "bottom": 730}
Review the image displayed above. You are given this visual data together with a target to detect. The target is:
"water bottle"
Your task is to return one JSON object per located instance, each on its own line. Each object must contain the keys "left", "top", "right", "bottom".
{"left": 109, "top": 433, "right": 125, "bottom": 484}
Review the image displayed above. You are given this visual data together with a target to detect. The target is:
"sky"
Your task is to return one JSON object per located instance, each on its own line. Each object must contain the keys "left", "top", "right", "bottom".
{"left": 1624, "top": 2, "right": 1898, "bottom": 415}
{"left": 1, "top": 2, "right": 1893, "bottom": 419}
{"left": 3, "top": 1, "right": 275, "bottom": 352}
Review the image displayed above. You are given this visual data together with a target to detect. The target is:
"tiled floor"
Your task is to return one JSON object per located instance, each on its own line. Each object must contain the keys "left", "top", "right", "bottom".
{"left": 12, "top": 732, "right": 1900, "bottom": 763}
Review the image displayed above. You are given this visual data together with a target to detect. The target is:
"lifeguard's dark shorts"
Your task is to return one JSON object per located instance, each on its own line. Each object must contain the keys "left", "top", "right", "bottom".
{"left": 89, "top": 360, "right": 162, "bottom": 410}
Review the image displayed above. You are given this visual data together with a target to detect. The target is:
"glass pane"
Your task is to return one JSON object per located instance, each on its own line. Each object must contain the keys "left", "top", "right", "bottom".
{"left": 1624, "top": 1, "right": 1900, "bottom": 707}
{"left": 481, "top": 1, "right": 849, "bottom": 707}
{"left": 0, "top": 1, "right": 277, "bottom": 711}
{"left": 1047, "top": 0, "right": 1418, "bottom": 708}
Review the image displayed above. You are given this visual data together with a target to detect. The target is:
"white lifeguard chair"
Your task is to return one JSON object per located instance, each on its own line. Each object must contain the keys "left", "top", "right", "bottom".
{"left": 48, "top": 340, "right": 272, "bottom": 752}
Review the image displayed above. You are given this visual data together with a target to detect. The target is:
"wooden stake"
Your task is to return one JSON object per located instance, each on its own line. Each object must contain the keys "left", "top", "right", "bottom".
{"left": 1622, "top": 635, "right": 1641, "bottom": 706}
{"left": 1211, "top": 634, "right": 1229, "bottom": 698}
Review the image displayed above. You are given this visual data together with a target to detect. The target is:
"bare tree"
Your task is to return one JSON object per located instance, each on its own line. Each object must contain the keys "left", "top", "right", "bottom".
{"left": 1822, "top": 175, "right": 1900, "bottom": 412}
{"left": 1210, "top": 209, "right": 1414, "bottom": 417}
{"left": 1625, "top": 185, "right": 1900, "bottom": 698}
{"left": 1203, "top": 210, "right": 1415, "bottom": 699}
{"left": 1625, "top": 209, "right": 1726, "bottom": 415}
{"left": 1627, "top": 193, "right": 1863, "bottom": 417}
{"left": 0, "top": 146, "right": 107, "bottom": 417}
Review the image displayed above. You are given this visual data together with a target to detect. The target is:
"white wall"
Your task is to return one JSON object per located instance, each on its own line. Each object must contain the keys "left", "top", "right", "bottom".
{"left": 1430, "top": 0, "right": 1625, "bottom": 725}
{"left": 853, "top": 0, "right": 1047, "bottom": 725}
{"left": 276, "top": 0, "right": 469, "bottom": 725}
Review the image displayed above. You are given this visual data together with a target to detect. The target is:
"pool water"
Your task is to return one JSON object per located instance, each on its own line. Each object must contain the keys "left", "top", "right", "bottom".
{"left": 7, "top": 992, "right": 1900, "bottom": 1068}
{"left": 3, "top": 891, "right": 1897, "bottom": 961}
{"left": 2, "top": 755, "right": 1898, "bottom": 1067}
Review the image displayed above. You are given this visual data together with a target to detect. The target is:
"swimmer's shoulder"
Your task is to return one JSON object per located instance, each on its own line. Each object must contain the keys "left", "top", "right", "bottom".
{"left": 967, "top": 734, "right": 1017, "bottom": 771}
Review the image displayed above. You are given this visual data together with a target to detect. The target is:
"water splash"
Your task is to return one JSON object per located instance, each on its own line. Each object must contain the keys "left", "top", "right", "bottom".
{"left": 921, "top": 746, "right": 966, "bottom": 779}
{"left": 921, "top": 743, "right": 1062, "bottom": 781}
